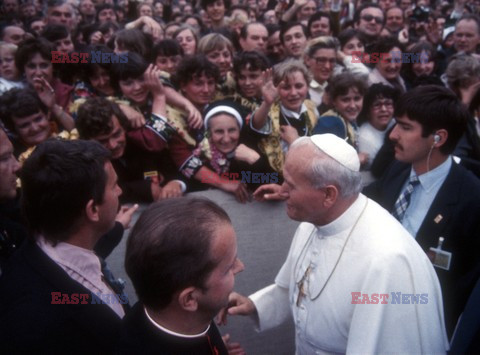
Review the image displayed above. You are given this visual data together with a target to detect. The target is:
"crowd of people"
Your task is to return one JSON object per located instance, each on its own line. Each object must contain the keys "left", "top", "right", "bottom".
{"left": 1, "top": 0, "right": 480, "bottom": 352}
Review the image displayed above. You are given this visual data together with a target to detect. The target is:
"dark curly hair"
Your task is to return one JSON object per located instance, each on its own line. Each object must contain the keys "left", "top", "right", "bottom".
{"left": 173, "top": 55, "right": 220, "bottom": 88}
{"left": 76, "top": 97, "right": 129, "bottom": 139}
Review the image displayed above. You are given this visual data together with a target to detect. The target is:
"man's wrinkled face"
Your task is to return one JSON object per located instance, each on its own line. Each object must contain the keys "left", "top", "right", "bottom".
{"left": 48, "top": 4, "right": 76, "bottom": 30}
{"left": 281, "top": 145, "right": 329, "bottom": 224}
{"left": 454, "top": 19, "right": 480, "bottom": 54}
{"left": 385, "top": 8, "right": 404, "bottom": 33}
{"left": 240, "top": 24, "right": 268, "bottom": 53}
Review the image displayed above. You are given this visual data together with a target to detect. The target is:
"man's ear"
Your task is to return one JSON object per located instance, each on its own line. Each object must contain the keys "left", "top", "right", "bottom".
{"left": 323, "top": 185, "right": 339, "bottom": 208}
{"left": 178, "top": 287, "right": 199, "bottom": 312}
{"left": 85, "top": 199, "right": 100, "bottom": 222}
{"left": 434, "top": 129, "right": 448, "bottom": 148}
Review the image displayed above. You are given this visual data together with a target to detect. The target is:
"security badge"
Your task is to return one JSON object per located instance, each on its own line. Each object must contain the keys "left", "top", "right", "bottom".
{"left": 143, "top": 171, "right": 159, "bottom": 184}
{"left": 428, "top": 236, "right": 452, "bottom": 271}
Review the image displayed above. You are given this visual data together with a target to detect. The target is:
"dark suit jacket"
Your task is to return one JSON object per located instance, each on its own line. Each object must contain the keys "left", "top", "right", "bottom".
{"left": 0, "top": 241, "right": 123, "bottom": 354}
{"left": 449, "top": 276, "right": 480, "bottom": 354}
{"left": 364, "top": 160, "right": 480, "bottom": 337}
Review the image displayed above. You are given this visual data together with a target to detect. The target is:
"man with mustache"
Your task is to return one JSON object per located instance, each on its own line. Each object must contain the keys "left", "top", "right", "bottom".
{"left": 364, "top": 85, "right": 480, "bottom": 339}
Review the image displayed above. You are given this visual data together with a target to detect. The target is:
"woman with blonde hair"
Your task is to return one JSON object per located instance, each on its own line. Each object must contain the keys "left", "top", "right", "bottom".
{"left": 197, "top": 33, "right": 236, "bottom": 99}
{"left": 173, "top": 25, "right": 198, "bottom": 56}
{"left": 249, "top": 59, "right": 318, "bottom": 173}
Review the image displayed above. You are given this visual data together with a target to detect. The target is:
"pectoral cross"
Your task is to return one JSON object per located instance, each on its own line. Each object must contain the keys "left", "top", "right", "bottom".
{"left": 296, "top": 265, "right": 312, "bottom": 307}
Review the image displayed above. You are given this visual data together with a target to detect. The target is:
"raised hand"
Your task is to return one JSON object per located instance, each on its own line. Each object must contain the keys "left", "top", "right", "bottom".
{"left": 261, "top": 68, "right": 278, "bottom": 105}
{"left": 144, "top": 64, "right": 165, "bottom": 97}
{"left": 115, "top": 204, "right": 139, "bottom": 229}
{"left": 33, "top": 77, "right": 56, "bottom": 109}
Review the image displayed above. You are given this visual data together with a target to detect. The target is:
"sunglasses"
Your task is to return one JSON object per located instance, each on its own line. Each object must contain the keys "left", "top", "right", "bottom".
{"left": 361, "top": 14, "right": 383, "bottom": 24}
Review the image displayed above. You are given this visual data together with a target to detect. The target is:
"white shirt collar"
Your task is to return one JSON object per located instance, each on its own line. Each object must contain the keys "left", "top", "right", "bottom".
{"left": 413, "top": 156, "right": 452, "bottom": 193}
{"left": 315, "top": 194, "right": 367, "bottom": 237}
{"left": 37, "top": 235, "right": 102, "bottom": 283}
{"left": 309, "top": 79, "right": 327, "bottom": 90}
{"left": 144, "top": 307, "right": 210, "bottom": 338}
{"left": 280, "top": 103, "right": 308, "bottom": 120}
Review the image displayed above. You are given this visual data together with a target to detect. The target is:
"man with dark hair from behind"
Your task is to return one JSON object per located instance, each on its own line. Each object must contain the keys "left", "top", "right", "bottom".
{"left": 365, "top": 85, "right": 480, "bottom": 338}
{"left": 121, "top": 197, "right": 245, "bottom": 354}
{"left": 0, "top": 139, "right": 132, "bottom": 353}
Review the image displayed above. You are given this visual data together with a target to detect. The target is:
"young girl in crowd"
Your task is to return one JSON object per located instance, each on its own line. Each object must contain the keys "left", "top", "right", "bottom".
{"left": 314, "top": 72, "right": 368, "bottom": 165}
{"left": 250, "top": 59, "right": 318, "bottom": 173}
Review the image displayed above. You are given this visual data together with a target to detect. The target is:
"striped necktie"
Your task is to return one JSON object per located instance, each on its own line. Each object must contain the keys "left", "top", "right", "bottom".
{"left": 392, "top": 175, "right": 420, "bottom": 221}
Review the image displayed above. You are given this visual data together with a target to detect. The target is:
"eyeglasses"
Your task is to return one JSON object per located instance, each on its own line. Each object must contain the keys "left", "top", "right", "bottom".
{"left": 312, "top": 57, "right": 336, "bottom": 65}
{"left": 372, "top": 100, "right": 394, "bottom": 110}
{"left": 361, "top": 14, "right": 383, "bottom": 24}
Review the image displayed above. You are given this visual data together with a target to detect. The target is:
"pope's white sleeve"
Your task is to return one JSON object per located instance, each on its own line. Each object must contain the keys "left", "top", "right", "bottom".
{"left": 250, "top": 283, "right": 291, "bottom": 332}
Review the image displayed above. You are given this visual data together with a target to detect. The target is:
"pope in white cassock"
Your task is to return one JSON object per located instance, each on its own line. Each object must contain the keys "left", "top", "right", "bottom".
{"left": 226, "top": 134, "right": 449, "bottom": 354}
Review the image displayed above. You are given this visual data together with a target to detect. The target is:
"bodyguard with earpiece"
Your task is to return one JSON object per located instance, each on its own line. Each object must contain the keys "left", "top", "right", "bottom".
{"left": 364, "top": 85, "right": 480, "bottom": 341}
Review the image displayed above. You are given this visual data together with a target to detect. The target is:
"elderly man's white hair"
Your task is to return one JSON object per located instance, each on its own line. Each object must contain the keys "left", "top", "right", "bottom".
{"left": 289, "top": 136, "right": 362, "bottom": 198}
